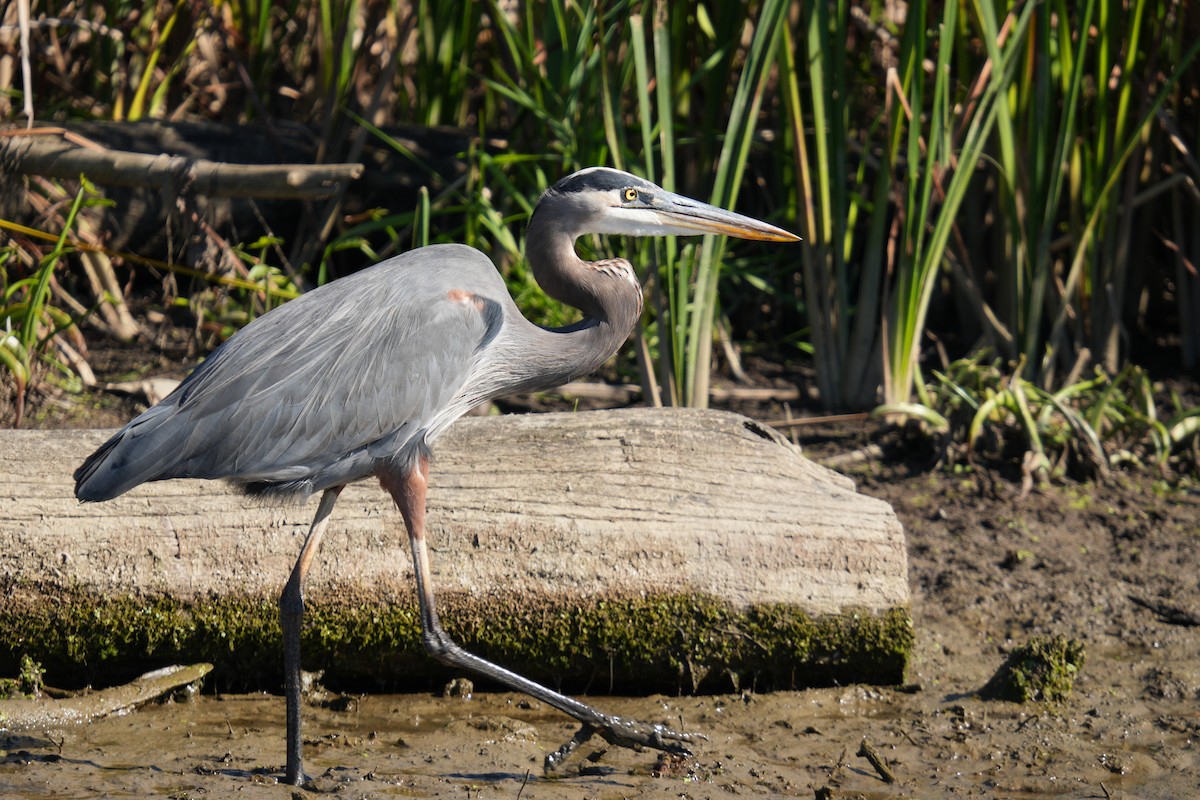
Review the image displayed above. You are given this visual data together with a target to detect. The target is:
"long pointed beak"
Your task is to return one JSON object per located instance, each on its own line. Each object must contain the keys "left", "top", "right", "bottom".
{"left": 652, "top": 191, "right": 800, "bottom": 242}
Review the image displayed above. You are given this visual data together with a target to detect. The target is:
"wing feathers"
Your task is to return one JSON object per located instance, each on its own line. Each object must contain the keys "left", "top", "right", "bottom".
{"left": 74, "top": 247, "right": 508, "bottom": 501}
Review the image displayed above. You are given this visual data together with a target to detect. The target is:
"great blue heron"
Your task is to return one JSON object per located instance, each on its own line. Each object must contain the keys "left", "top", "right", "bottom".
{"left": 74, "top": 167, "right": 798, "bottom": 784}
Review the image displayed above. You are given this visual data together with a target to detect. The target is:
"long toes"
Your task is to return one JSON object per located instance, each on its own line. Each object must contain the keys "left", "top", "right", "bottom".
{"left": 543, "top": 719, "right": 706, "bottom": 775}
{"left": 642, "top": 728, "right": 694, "bottom": 753}
{"left": 542, "top": 723, "right": 598, "bottom": 775}
{"left": 597, "top": 720, "right": 705, "bottom": 755}
{"left": 657, "top": 728, "right": 707, "bottom": 746}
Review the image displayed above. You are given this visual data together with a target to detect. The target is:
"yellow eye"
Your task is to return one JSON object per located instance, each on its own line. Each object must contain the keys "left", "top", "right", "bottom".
{"left": 623, "top": 187, "right": 638, "bottom": 202}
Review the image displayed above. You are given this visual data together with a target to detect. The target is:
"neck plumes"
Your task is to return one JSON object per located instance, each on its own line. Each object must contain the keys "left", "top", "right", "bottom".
{"left": 524, "top": 206, "right": 643, "bottom": 380}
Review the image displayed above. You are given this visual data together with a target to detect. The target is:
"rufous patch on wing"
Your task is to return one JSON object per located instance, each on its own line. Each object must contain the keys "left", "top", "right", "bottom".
{"left": 447, "top": 288, "right": 486, "bottom": 312}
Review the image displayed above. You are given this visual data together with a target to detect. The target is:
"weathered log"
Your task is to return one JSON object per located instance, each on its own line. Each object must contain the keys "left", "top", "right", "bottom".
{"left": 547, "top": 380, "right": 804, "bottom": 404}
{"left": 0, "top": 119, "right": 475, "bottom": 254}
{"left": 0, "top": 132, "right": 364, "bottom": 199}
{"left": 0, "top": 409, "right": 910, "bottom": 692}
{"left": 0, "top": 663, "right": 213, "bottom": 728}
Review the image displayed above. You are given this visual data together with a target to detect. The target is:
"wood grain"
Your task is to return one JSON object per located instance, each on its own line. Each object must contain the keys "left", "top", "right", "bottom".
{"left": 2, "top": 408, "right": 907, "bottom": 615}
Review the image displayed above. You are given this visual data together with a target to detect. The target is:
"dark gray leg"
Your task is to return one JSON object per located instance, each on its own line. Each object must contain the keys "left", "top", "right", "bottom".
{"left": 280, "top": 486, "right": 342, "bottom": 786}
{"left": 382, "top": 459, "right": 700, "bottom": 775}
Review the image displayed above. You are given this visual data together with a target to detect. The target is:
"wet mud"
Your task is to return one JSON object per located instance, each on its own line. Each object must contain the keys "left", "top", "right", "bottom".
{"left": 3, "top": 459, "right": 1199, "bottom": 797}
{"left": 2, "top": 661, "right": 1197, "bottom": 799}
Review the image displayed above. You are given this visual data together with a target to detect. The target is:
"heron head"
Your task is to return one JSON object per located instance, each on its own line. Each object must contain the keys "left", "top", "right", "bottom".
{"left": 537, "top": 167, "right": 800, "bottom": 242}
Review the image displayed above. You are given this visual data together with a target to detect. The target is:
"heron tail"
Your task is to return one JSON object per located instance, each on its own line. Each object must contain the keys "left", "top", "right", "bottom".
{"left": 73, "top": 405, "right": 181, "bottom": 502}
{"left": 73, "top": 432, "right": 126, "bottom": 501}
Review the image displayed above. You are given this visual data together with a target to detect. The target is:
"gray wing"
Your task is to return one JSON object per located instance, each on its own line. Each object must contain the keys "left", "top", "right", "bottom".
{"left": 75, "top": 245, "right": 507, "bottom": 501}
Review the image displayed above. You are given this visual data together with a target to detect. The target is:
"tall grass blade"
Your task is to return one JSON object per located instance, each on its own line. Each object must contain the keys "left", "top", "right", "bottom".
{"left": 684, "top": 0, "right": 788, "bottom": 407}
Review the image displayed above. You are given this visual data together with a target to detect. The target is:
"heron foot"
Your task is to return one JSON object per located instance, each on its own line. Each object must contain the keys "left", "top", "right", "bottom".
{"left": 282, "top": 765, "right": 309, "bottom": 787}
{"left": 543, "top": 714, "right": 704, "bottom": 774}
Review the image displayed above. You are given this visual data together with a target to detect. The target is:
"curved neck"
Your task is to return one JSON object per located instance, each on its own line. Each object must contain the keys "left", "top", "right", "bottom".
{"left": 523, "top": 206, "right": 643, "bottom": 380}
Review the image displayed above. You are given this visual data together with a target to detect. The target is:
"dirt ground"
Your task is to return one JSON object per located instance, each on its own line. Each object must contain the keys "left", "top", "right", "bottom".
{"left": 3, "top": 359, "right": 1200, "bottom": 798}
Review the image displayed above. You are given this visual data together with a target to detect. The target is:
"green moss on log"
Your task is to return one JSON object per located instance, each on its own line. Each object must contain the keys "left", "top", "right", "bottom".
{"left": 979, "top": 635, "right": 1086, "bottom": 703}
{"left": 0, "top": 583, "right": 911, "bottom": 694}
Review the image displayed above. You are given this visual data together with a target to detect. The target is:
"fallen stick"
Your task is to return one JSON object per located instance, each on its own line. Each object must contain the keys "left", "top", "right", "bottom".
{"left": 549, "top": 381, "right": 806, "bottom": 404}
{"left": 0, "top": 663, "right": 212, "bottom": 728}
{"left": 0, "top": 132, "right": 363, "bottom": 199}
{"left": 857, "top": 737, "right": 897, "bottom": 783}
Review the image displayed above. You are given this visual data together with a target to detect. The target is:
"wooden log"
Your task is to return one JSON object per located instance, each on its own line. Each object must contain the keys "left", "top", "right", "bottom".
{"left": 547, "top": 380, "right": 806, "bottom": 404}
{"left": 0, "top": 119, "right": 474, "bottom": 256}
{"left": 0, "top": 663, "right": 213, "bottom": 728}
{"left": 0, "top": 409, "right": 910, "bottom": 692}
{"left": 0, "top": 132, "right": 364, "bottom": 199}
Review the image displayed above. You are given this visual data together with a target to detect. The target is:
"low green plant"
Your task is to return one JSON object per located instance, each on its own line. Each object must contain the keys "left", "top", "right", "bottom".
{"left": 0, "top": 654, "right": 45, "bottom": 700}
{"left": 980, "top": 635, "right": 1085, "bottom": 704}
{"left": 1, "top": 181, "right": 108, "bottom": 426}
{"left": 880, "top": 354, "right": 1200, "bottom": 480}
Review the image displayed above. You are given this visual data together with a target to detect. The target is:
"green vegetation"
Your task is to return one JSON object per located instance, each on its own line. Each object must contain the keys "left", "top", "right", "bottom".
{"left": 0, "top": 654, "right": 45, "bottom": 699}
{"left": 0, "top": 585, "right": 911, "bottom": 693}
{"left": 879, "top": 354, "right": 1200, "bottom": 481}
{"left": 2, "top": 0, "right": 1198, "bottom": 475}
{"left": 1, "top": 181, "right": 109, "bottom": 425}
{"left": 980, "top": 634, "right": 1086, "bottom": 703}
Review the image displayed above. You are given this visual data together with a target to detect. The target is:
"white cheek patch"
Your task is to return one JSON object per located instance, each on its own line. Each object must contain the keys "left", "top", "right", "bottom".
{"left": 592, "top": 206, "right": 698, "bottom": 237}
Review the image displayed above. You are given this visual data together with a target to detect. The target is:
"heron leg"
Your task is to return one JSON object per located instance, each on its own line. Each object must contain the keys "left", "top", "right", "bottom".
{"left": 382, "top": 459, "right": 702, "bottom": 775}
{"left": 280, "top": 486, "right": 342, "bottom": 786}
